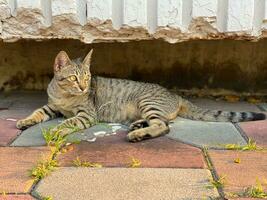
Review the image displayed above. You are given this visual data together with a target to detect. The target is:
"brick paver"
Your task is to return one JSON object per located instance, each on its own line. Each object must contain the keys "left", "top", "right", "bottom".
{"left": 209, "top": 150, "right": 267, "bottom": 197}
{"left": 239, "top": 120, "right": 267, "bottom": 147}
{"left": 0, "top": 195, "right": 35, "bottom": 200}
{"left": 0, "top": 147, "right": 50, "bottom": 193}
{"left": 58, "top": 131, "right": 206, "bottom": 168}
{"left": 229, "top": 199, "right": 264, "bottom": 200}
{"left": 0, "top": 119, "right": 21, "bottom": 146}
{"left": 33, "top": 168, "right": 219, "bottom": 200}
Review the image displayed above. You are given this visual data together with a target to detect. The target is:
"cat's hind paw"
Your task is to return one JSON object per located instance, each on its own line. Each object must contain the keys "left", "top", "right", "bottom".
{"left": 127, "top": 130, "right": 152, "bottom": 142}
{"left": 129, "top": 119, "right": 149, "bottom": 131}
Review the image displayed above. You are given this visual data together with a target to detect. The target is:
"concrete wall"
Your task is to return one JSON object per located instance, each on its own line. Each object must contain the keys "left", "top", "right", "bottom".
{"left": 1, "top": 0, "right": 267, "bottom": 43}
{"left": 0, "top": 39, "right": 267, "bottom": 93}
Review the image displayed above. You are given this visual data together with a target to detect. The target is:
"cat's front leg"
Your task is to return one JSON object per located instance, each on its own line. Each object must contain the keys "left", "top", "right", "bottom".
{"left": 16, "top": 104, "right": 58, "bottom": 130}
{"left": 51, "top": 109, "right": 97, "bottom": 137}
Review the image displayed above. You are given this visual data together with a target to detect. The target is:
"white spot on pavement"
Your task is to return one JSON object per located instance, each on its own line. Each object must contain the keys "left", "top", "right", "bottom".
{"left": 112, "top": 125, "right": 122, "bottom": 132}
{"left": 109, "top": 123, "right": 122, "bottom": 126}
{"left": 6, "top": 118, "right": 17, "bottom": 121}
{"left": 86, "top": 137, "right": 96, "bottom": 142}
{"left": 93, "top": 131, "right": 106, "bottom": 137}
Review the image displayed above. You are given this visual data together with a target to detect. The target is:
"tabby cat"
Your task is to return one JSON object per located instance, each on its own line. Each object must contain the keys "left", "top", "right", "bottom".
{"left": 16, "top": 50, "right": 266, "bottom": 142}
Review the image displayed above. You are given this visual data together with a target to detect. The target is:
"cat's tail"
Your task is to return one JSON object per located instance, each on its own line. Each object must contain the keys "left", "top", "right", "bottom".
{"left": 177, "top": 98, "right": 266, "bottom": 122}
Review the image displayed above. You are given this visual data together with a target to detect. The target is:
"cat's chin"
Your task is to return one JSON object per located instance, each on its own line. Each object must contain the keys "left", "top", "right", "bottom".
{"left": 71, "top": 91, "right": 88, "bottom": 96}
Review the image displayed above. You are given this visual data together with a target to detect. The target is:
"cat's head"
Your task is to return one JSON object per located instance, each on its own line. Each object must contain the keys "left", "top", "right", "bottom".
{"left": 52, "top": 50, "right": 93, "bottom": 95}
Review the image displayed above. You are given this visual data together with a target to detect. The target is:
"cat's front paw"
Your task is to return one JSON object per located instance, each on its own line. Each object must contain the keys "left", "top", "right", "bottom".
{"left": 16, "top": 119, "right": 34, "bottom": 130}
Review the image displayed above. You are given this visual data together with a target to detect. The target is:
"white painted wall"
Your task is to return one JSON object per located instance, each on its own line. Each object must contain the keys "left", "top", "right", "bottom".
{"left": 0, "top": 0, "right": 267, "bottom": 43}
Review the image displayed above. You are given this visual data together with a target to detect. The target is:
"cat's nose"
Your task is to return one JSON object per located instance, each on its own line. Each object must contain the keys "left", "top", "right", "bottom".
{"left": 79, "top": 84, "right": 86, "bottom": 91}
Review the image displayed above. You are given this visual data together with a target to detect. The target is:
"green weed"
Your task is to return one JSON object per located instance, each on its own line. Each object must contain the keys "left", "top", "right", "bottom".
{"left": 227, "top": 179, "right": 267, "bottom": 198}
{"left": 30, "top": 127, "right": 67, "bottom": 182}
{"left": 129, "top": 157, "right": 141, "bottom": 168}
{"left": 224, "top": 138, "right": 262, "bottom": 151}
{"left": 42, "top": 196, "right": 53, "bottom": 200}
{"left": 42, "top": 128, "right": 66, "bottom": 149}
{"left": 206, "top": 175, "right": 226, "bottom": 189}
{"left": 244, "top": 179, "right": 267, "bottom": 198}
{"left": 30, "top": 158, "right": 58, "bottom": 182}
{"left": 73, "top": 157, "right": 102, "bottom": 168}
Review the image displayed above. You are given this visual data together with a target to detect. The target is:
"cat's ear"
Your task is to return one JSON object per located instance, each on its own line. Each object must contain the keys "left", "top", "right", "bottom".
{"left": 83, "top": 49, "right": 93, "bottom": 67}
{"left": 54, "top": 51, "right": 71, "bottom": 72}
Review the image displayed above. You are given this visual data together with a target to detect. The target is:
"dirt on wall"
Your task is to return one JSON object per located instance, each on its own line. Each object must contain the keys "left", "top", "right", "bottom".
{"left": 0, "top": 39, "right": 267, "bottom": 94}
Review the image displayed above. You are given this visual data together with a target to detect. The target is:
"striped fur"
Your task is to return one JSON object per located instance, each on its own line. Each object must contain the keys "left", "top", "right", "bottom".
{"left": 16, "top": 50, "right": 266, "bottom": 142}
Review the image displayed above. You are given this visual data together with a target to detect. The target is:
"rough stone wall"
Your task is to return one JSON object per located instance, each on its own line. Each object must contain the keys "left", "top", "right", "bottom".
{"left": 1, "top": 0, "right": 267, "bottom": 43}
{"left": 1, "top": 39, "right": 267, "bottom": 93}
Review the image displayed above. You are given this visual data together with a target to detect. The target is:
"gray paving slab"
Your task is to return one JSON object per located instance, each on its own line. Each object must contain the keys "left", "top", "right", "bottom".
{"left": 33, "top": 168, "right": 219, "bottom": 200}
{"left": 0, "top": 92, "right": 13, "bottom": 108}
{"left": 189, "top": 98, "right": 261, "bottom": 112}
{"left": 0, "top": 91, "right": 47, "bottom": 108}
{"left": 11, "top": 118, "right": 128, "bottom": 146}
{"left": 8, "top": 92, "right": 47, "bottom": 110}
{"left": 168, "top": 118, "right": 247, "bottom": 148}
{"left": 0, "top": 109, "right": 33, "bottom": 120}
{"left": 258, "top": 103, "right": 267, "bottom": 111}
{"left": 0, "top": 91, "right": 47, "bottom": 120}
{"left": 0, "top": 99, "right": 12, "bottom": 109}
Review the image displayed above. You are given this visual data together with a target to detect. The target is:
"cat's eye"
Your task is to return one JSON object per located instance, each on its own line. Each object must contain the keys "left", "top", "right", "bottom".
{"left": 84, "top": 76, "right": 90, "bottom": 81}
{"left": 69, "top": 75, "right": 77, "bottom": 81}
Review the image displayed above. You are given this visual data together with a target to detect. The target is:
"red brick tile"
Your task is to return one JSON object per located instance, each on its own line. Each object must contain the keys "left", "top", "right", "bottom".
{"left": 239, "top": 120, "right": 267, "bottom": 147}
{"left": 229, "top": 199, "right": 263, "bottom": 200}
{"left": 209, "top": 150, "right": 267, "bottom": 197}
{"left": 0, "top": 119, "right": 21, "bottom": 146}
{"left": 58, "top": 131, "right": 206, "bottom": 168}
{"left": 0, "top": 147, "right": 50, "bottom": 193}
{"left": 0, "top": 195, "right": 35, "bottom": 200}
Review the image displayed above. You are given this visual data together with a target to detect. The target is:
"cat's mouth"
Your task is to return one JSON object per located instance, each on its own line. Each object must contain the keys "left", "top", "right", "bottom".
{"left": 75, "top": 89, "right": 88, "bottom": 95}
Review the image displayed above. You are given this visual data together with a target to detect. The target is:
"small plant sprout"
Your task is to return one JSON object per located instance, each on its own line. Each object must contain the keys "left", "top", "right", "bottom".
{"left": 43, "top": 196, "right": 53, "bottom": 200}
{"left": 234, "top": 157, "right": 241, "bottom": 164}
{"left": 73, "top": 157, "right": 102, "bottom": 168}
{"left": 206, "top": 175, "right": 226, "bottom": 189}
{"left": 30, "top": 128, "right": 69, "bottom": 183}
{"left": 1, "top": 191, "right": 6, "bottom": 196}
{"left": 42, "top": 128, "right": 67, "bottom": 155}
{"left": 129, "top": 157, "right": 141, "bottom": 168}
{"left": 244, "top": 179, "right": 267, "bottom": 198}
{"left": 42, "top": 128, "right": 66, "bottom": 146}
{"left": 224, "top": 138, "right": 262, "bottom": 151}
{"left": 30, "top": 158, "right": 58, "bottom": 182}
{"left": 229, "top": 178, "right": 267, "bottom": 198}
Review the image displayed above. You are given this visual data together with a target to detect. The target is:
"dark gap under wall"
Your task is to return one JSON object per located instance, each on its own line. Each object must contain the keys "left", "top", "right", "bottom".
{"left": 0, "top": 39, "right": 267, "bottom": 93}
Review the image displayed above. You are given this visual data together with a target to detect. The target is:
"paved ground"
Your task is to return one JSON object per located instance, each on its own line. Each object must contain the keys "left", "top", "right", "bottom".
{"left": 0, "top": 92, "right": 267, "bottom": 200}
